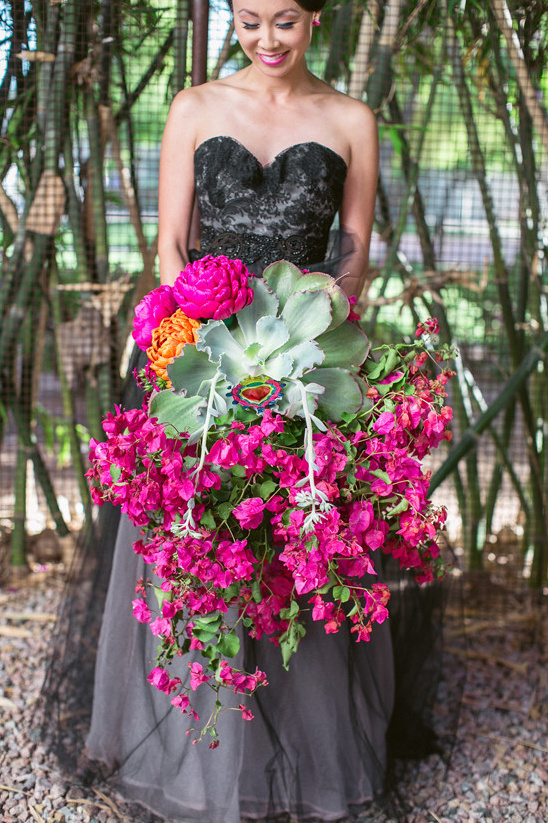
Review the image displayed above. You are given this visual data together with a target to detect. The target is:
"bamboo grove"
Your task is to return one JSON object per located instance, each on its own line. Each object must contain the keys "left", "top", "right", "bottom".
{"left": 0, "top": 0, "right": 546, "bottom": 584}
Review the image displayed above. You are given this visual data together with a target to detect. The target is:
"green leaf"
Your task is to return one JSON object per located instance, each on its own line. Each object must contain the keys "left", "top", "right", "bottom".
{"left": 251, "top": 580, "right": 262, "bottom": 603}
{"left": 370, "top": 468, "right": 391, "bottom": 484}
{"left": 262, "top": 260, "right": 303, "bottom": 309}
{"left": 390, "top": 498, "right": 409, "bottom": 515}
{"left": 149, "top": 391, "right": 205, "bottom": 436}
{"left": 217, "top": 501, "right": 233, "bottom": 521}
{"left": 316, "top": 321, "right": 370, "bottom": 369}
{"left": 199, "top": 509, "right": 216, "bottom": 530}
{"left": 152, "top": 585, "right": 172, "bottom": 611}
{"left": 202, "top": 644, "right": 217, "bottom": 660}
{"left": 293, "top": 272, "right": 350, "bottom": 331}
{"left": 217, "top": 632, "right": 240, "bottom": 658}
{"left": 231, "top": 464, "right": 247, "bottom": 478}
{"left": 167, "top": 343, "right": 220, "bottom": 395}
{"left": 280, "top": 290, "right": 333, "bottom": 347}
{"left": 258, "top": 479, "right": 277, "bottom": 499}
{"left": 279, "top": 599, "right": 299, "bottom": 620}
{"left": 279, "top": 621, "right": 306, "bottom": 668}
{"left": 333, "top": 585, "right": 350, "bottom": 602}
{"left": 195, "top": 613, "right": 223, "bottom": 627}
{"left": 109, "top": 465, "right": 122, "bottom": 482}
{"left": 236, "top": 277, "right": 280, "bottom": 338}
{"left": 302, "top": 368, "right": 363, "bottom": 419}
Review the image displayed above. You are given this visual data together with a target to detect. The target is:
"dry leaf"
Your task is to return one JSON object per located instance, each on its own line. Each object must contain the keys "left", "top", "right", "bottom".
{"left": 16, "top": 50, "right": 55, "bottom": 63}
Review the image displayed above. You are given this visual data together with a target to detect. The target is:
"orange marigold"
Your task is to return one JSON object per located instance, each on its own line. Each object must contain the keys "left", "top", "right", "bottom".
{"left": 147, "top": 309, "right": 201, "bottom": 386}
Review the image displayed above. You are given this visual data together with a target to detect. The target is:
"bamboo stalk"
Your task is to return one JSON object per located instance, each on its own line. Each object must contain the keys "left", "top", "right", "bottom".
{"left": 489, "top": 0, "right": 548, "bottom": 156}
{"left": 50, "top": 265, "right": 93, "bottom": 525}
{"left": 7, "top": 393, "right": 69, "bottom": 537}
{"left": 429, "top": 331, "right": 548, "bottom": 493}
{"left": 85, "top": 91, "right": 109, "bottom": 283}
{"left": 366, "top": 0, "right": 403, "bottom": 112}
{"left": 173, "top": 0, "right": 190, "bottom": 91}
{"left": 348, "top": 1, "right": 380, "bottom": 101}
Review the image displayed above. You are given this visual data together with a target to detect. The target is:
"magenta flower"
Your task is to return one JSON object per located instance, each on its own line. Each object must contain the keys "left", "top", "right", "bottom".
{"left": 147, "top": 666, "right": 181, "bottom": 694}
{"left": 132, "top": 285, "right": 178, "bottom": 350}
{"left": 373, "top": 411, "right": 396, "bottom": 435}
{"left": 233, "top": 497, "right": 266, "bottom": 530}
{"left": 172, "top": 255, "right": 254, "bottom": 320}
{"left": 189, "top": 662, "right": 211, "bottom": 691}
{"left": 132, "top": 598, "right": 151, "bottom": 624}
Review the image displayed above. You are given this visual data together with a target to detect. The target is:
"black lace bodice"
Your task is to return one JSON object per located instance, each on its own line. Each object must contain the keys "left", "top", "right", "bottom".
{"left": 193, "top": 136, "right": 347, "bottom": 274}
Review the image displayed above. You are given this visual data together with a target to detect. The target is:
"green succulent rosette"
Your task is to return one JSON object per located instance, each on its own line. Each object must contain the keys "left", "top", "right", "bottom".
{"left": 149, "top": 261, "right": 371, "bottom": 438}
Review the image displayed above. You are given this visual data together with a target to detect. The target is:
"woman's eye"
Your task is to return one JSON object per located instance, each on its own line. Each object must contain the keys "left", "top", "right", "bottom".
{"left": 242, "top": 23, "right": 259, "bottom": 29}
{"left": 277, "top": 23, "right": 295, "bottom": 29}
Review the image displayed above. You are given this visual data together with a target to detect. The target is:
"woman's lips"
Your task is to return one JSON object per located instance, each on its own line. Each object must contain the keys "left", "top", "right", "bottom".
{"left": 258, "top": 51, "right": 289, "bottom": 66}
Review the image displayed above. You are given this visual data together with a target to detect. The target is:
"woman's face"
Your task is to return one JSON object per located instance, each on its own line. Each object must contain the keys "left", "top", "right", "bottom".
{"left": 232, "top": 0, "right": 318, "bottom": 76}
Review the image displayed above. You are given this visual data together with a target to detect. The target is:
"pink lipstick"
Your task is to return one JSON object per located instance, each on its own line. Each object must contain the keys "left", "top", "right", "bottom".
{"left": 258, "top": 51, "right": 289, "bottom": 66}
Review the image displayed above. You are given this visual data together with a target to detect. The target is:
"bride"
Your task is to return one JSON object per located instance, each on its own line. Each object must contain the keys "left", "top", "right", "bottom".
{"left": 158, "top": 0, "right": 378, "bottom": 294}
{"left": 86, "top": 2, "right": 397, "bottom": 821}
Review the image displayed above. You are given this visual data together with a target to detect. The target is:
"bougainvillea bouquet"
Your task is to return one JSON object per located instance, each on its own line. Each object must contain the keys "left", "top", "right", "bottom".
{"left": 87, "top": 255, "right": 454, "bottom": 744}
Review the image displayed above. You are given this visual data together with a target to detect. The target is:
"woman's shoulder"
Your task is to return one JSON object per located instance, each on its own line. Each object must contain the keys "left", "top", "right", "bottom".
{"left": 318, "top": 84, "right": 376, "bottom": 130}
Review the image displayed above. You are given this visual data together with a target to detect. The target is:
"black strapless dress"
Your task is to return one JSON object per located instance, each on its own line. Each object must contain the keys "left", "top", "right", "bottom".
{"left": 85, "top": 138, "right": 395, "bottom": 823}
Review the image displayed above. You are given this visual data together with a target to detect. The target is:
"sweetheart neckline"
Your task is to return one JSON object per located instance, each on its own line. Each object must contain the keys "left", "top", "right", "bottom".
{"left": 194, "top": 135, "right": 348, "bottom": 171}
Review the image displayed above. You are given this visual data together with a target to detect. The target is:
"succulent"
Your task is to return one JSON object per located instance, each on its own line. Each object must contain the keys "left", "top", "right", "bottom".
{"left": 149, "top": 261, "right": 370, "bottom": 438}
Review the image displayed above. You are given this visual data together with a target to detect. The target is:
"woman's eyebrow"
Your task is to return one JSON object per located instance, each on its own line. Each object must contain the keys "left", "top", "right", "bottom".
{"left": 237, "top": 8, "right": 300, "bottom": 18}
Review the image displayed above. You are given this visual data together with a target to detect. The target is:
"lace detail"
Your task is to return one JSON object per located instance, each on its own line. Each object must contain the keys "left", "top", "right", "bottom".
{"left": 193, "top": 136, "right": 347, "bottom": 274}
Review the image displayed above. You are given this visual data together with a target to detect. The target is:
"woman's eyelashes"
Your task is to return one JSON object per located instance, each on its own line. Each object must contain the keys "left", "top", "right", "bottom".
{"left": 241, "top": 22, "right": 296, "bottom": 30}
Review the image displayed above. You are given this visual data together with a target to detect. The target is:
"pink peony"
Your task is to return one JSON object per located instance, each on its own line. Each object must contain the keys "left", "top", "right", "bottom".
{"left": 133, "top": 285, "right": 178, "bottom": 350}
{"left": 172, "top": 255, "right": 254, "bottom": 321}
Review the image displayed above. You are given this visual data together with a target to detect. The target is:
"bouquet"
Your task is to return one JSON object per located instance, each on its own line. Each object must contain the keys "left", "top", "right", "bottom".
{"left": 87, "top": 256, "right": 453, "bottom": 745}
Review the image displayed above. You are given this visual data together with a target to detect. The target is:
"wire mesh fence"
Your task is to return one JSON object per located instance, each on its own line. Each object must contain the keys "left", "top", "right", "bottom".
{"left": 0, "top": 0, "right": 546, "bottom": 583}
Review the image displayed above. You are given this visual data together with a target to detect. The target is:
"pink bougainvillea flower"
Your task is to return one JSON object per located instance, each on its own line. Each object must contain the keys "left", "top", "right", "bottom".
{"left": 147, "top": 666, "right": 181, "bottom": 694}
{"left": 372, "top": 411, "right": 396, "bottom": 435}
{"left": 415, "top": 317, "right": 439, "bottom": 338}
{"left": 378, "top": 370, "right": 405, "bottom": 385}
{"left": 239, "top": 704, "right": 254, "bottom": 721}
{"left": 348, "top": 500, "right": 375, "bottom": 535}
{"left": 132, "top": 285, "right": 179, "bottom": 351}
{"left": 132, "top": 598, "right": 151, "bottom": 624}
{"left": 233, "top": 497, "right": 266, "bottom": 530}
{"left": 172, "top": 255, "right": 254, "bottom": 321}
{"left": 189, "top": 662, "right": 211, "bottom": 691}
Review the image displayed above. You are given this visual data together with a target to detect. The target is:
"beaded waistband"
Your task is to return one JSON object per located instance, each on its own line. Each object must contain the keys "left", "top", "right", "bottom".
{"left": 200, "top": 228, "right": 327, "bottom": 270}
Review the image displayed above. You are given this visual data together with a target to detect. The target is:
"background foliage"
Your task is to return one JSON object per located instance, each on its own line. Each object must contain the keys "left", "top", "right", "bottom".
{"left": 0, "top": 0, "right": 546, "bottom": 585}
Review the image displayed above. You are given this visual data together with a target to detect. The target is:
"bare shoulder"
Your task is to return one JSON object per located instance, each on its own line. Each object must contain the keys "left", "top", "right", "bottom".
{"left": 166, "top": 74, "right": 247, "bottom": 138}
{"left": 324, "top": 88, "right": 377, "bottom": 134}
{"left": 168, "top": 83, "right": 214, "bottom": 122}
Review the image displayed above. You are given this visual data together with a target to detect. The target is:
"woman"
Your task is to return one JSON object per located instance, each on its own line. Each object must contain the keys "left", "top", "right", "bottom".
{"left": 86, "top": 2, "right": 396, "bottom": 821}
{"left": 158, "top": 0, "right": 378, "bottom": 295}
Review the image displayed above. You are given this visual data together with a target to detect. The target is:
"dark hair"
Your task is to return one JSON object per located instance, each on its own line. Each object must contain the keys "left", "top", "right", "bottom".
{"left": 228, "top": 1, "right": 326, "bottom": 11}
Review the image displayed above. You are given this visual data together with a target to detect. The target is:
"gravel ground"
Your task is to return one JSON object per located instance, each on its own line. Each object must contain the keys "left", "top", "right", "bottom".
{"left": 1, "top": 568, "right": 547, "bottom": 823}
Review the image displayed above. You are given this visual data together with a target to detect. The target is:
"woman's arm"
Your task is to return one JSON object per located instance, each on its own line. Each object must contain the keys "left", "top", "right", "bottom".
{"left": 337, "top": 102, "right": 379, "bottom": 299}
{"left": 158, "top": 89, "right": 201, "bottom": 286}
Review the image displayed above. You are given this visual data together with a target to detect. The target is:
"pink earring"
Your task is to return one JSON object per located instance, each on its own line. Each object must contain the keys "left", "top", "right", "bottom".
{"left": 313, "top": 19, "right": 320, "bottom": 26}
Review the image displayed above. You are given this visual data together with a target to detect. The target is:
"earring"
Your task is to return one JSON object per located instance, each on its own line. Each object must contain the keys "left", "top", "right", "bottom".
{"left": 313, "top": 18, "right": 320, "bottom": 26}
